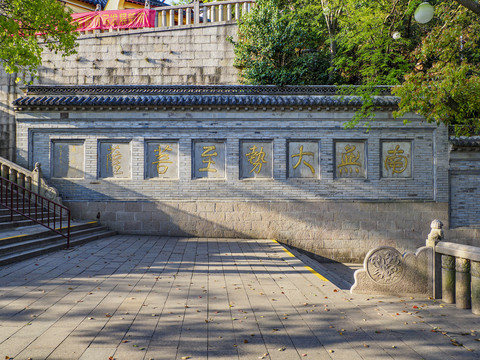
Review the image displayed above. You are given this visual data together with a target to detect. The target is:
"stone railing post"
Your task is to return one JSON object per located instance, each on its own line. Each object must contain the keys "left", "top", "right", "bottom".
{"left": 442, "top": 255, "right": 455, "bottom": 303}
{"left": 9, "top": 167, "right": 16, "bottom": 183}
{"left": 194, "top": 0, "right": 200, "bottom": 24}
{"left": 31, "top": 162, "right": 42, "bottom": 195}
{"left": 426, "top": 219, "right": 443, "bottom": 299}
{"left": 219, "top": 4, "right": 224, "bottom": 21}
{"left": 169, "top": 9, "right": 175, "bottom": 26}
{"left": 472, "top": 261, "right": 480, "bottom": 315}
{"left": 1, "top": 164, "right": 8, "bottom": 178}
{"left": 456, "top": 257, "right": 471, "bottom": 309}
{"left": 178, "top": 8, "right": 183, "bottom": 25}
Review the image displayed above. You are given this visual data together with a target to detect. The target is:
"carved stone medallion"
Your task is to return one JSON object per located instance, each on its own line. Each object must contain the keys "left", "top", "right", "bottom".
{"left": 365, "top": 247, "right": 406, "bottom": 285}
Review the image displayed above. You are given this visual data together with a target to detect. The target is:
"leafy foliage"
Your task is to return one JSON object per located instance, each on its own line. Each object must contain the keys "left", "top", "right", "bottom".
{"left": 0, "top": 0, "right": 78, "bottom": 81}
{"left": 229, "top": 0, "right": 332, "bottom": 85}
{"left": 232, "top": 0, "right": 480, "bottom": 136}
{"left": 393, "top": 4, "right": 480, "bottom": 136}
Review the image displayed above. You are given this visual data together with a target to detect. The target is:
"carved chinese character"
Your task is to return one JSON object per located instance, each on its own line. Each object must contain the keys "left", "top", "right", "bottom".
{"left": 152, "top": 145, "right": 173, "bottom": 175}
{"left": 338, "top": 144, "right": 361, "bottom": 175}
{"left": 245, "top": 145, "right": 267, "bottom": 174}
{"left": 291, "top": 145, "right": 315, "bottom": 174}
{"left": 382, "top": 141, "right": 412, "bottom": 178}
{"left": 199, "top": 145, "right": 218, "bottom": 173}
{"left": 106, "top": 144, "right": 123, "bottom": 175}
{"left": 194, "top": 141, "right": 225, "bottom": 179}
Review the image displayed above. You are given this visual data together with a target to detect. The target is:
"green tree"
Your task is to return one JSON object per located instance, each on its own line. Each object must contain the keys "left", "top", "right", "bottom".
{"left": 393, "top": 3, "right": 480, "bottom": 136}
{"left": 0, "top": 0, "right": 78, "bottom": 81}
{"left": 333, "top": 0, "right": 480, "bottom": 136}
{"left": 229, "top": 0, "right": 332, "bottom": 85}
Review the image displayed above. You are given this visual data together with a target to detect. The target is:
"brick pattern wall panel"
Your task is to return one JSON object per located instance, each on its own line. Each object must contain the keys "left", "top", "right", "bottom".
{"left": 16, "top": 110, "right": 448, "bottom": 203}
{"left": 449, "top": 151, "right": 480, "bottom": 228}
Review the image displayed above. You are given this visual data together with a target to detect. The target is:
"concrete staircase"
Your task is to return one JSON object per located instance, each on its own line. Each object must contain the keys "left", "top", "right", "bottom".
{"left": 0, "top": 206, "right": 116, "bottom": 266}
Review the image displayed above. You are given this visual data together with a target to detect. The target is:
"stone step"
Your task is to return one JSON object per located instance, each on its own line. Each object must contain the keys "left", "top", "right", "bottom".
{"left": 0, "top": 219, "right": 38, "bottom": 230}
{"left": 0, "top": 222, "right": 116, "bottom": 266}
{"left": 0, "top": 206, "right": 47, "bottom": 215}
{"left": 0, "top": 222, "right": 103, "bottom": 254}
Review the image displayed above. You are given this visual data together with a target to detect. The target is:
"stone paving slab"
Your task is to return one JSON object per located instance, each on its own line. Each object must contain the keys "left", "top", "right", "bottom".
{"left": 0, "top": 235, "right": 479, "bottom": 360}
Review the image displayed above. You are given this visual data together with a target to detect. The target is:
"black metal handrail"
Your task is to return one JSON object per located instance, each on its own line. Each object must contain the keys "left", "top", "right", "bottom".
{"left": 0, "top": 175, "right": 71, "bottom": 248}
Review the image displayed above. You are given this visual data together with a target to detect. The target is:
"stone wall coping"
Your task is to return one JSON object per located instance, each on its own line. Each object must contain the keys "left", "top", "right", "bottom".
{"left": 13, "top": 93, "right": 399, "bottom": 111}
{"left": 20, "top": 85, "right": 393, "bottom": 96}
{"left": 450, "top": 136, "right": 480, "bottom": 151}
{"left": 436, "top": 241, "right": 480, "bottom": 262}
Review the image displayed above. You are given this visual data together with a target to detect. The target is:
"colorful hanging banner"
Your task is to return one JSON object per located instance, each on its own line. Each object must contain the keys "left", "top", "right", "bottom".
{"left": 71, "top": 9, "right": 156, "bottom": 32}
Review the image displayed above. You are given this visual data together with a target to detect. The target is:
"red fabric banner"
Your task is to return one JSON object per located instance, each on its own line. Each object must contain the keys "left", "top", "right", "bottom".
{"left": 71, "top": 9, "right": 156, "bottom": 32}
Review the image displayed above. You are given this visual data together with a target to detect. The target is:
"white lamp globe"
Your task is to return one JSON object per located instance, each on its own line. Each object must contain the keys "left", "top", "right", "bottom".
{"left": 415, "top": 2, "right": 434, "bottom": 24}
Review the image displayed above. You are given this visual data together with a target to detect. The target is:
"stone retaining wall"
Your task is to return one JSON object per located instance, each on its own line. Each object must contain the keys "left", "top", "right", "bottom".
{"left": 65, "top": 199, "right": 447, "bottom": 263}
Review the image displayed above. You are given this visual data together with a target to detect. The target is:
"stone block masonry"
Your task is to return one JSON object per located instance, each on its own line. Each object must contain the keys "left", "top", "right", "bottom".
{"left": 0, "top": 23, "right": 238, "bottom": 160}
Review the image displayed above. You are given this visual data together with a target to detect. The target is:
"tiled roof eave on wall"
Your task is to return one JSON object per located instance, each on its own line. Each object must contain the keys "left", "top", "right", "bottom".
{"left": 450, "top": 137, "right": 480, "bottom": 151}
{"left": 13, "top": 94, "right": 400, "bottom": 111}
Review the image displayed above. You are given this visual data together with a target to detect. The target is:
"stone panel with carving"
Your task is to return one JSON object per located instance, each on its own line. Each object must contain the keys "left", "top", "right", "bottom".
{"left": 365, "top": 247, "right": 406, "bottom": 285}
{"left": 335, "top": 141, "right": 366, "bottom": 178}
{"left": 382, "top": 141, "right": 412, "bottom": 178}
{"left": 98, "top": 141, "right": 131, "bottom": 179}
{"left": 145, "top": 141, "right": 178, "bottom": 179}
{"left": 193, "top": 141, "right": 226, "bottom": 179}
{"left": 51, "top": 140, "right": 84, "bottom": 179}
{"left": 240, "top": 141, "right": 273, "bottom": 179}
{"left": 288, "top": 141, "right": 319, "bottom": 179}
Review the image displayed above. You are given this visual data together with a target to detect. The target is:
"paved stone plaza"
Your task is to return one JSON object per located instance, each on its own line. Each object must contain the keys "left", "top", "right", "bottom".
{"left": 0, "top": 236, "right": 479, "bottom": 360}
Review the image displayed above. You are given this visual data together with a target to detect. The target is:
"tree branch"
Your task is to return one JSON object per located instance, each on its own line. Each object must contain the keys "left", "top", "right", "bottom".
{"left": 454, "top": 0, "right": 480, "bottom": 16}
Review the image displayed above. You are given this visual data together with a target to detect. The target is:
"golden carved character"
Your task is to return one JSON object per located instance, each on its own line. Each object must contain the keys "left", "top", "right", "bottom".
{"left": 246, "top": 145, "right": 267, "bottom": 174}
{"left": 384, "top": 145, "right": 408, "bottom": 174}
{"left": 152, "top": 145, "right": 173, "bottom": 175}
{"left": 337, "top": 144, "right": 361, "bottom": 175}
{"left": 291, "top": 145, "right": 315, "bottom": 174}
{"left": 106, "top": 144, "right": 123, "bottom": 175}
{"left": 199, "top": 145, "right": 218, "bottom": 173}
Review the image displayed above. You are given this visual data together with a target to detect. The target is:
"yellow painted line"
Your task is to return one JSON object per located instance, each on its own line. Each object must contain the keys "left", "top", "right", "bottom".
{"left": 0, "top": 234, "right": 25, "bottom": 241}
{"left": 271, "top": 239, "right": 295, "bottom": 257}
{"left": 272, "top": 239, "right": 329, "bottom": 282}
{"left": 304, "top": 265, "right": 329, "bottom": 282}
{"left": 55, "top": 221, "right": 98, "bottom": 231}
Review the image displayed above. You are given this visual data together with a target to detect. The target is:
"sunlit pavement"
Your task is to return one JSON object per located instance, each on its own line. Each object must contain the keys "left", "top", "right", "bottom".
{"left": 0, "top": 235, "right": 479, "bottom": 359}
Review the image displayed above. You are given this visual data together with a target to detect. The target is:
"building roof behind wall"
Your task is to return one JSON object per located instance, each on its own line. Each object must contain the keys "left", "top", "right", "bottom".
{"left": 74, "top": 0, "right": 168, "bottom": 9}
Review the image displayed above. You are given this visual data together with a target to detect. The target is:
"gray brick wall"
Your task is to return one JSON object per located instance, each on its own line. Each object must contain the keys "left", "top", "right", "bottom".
{"left": 449, "top": 150, "right": 480, "bottom": 228}
{"left": 16, "top": 109, "right": 448, "bottom": 202}
{"left": 15, "top": 107, "right": 455, "bottom": 262}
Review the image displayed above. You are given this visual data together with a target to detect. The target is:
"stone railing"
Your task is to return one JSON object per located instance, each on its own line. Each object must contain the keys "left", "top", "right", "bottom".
{"left": 436, "top": 242, "right": 480, "bottom": 314}
{"left": 78, "top": 0, "right": 255, "bottom": 35}
{"left": 0, "top": 156, "right": 62, "bottom": 205}
{"left": 352, "top": 220, "right": 480, "bottom": 315}
{"left": 154, "top": 0, "right": 255, "bottom": 28}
